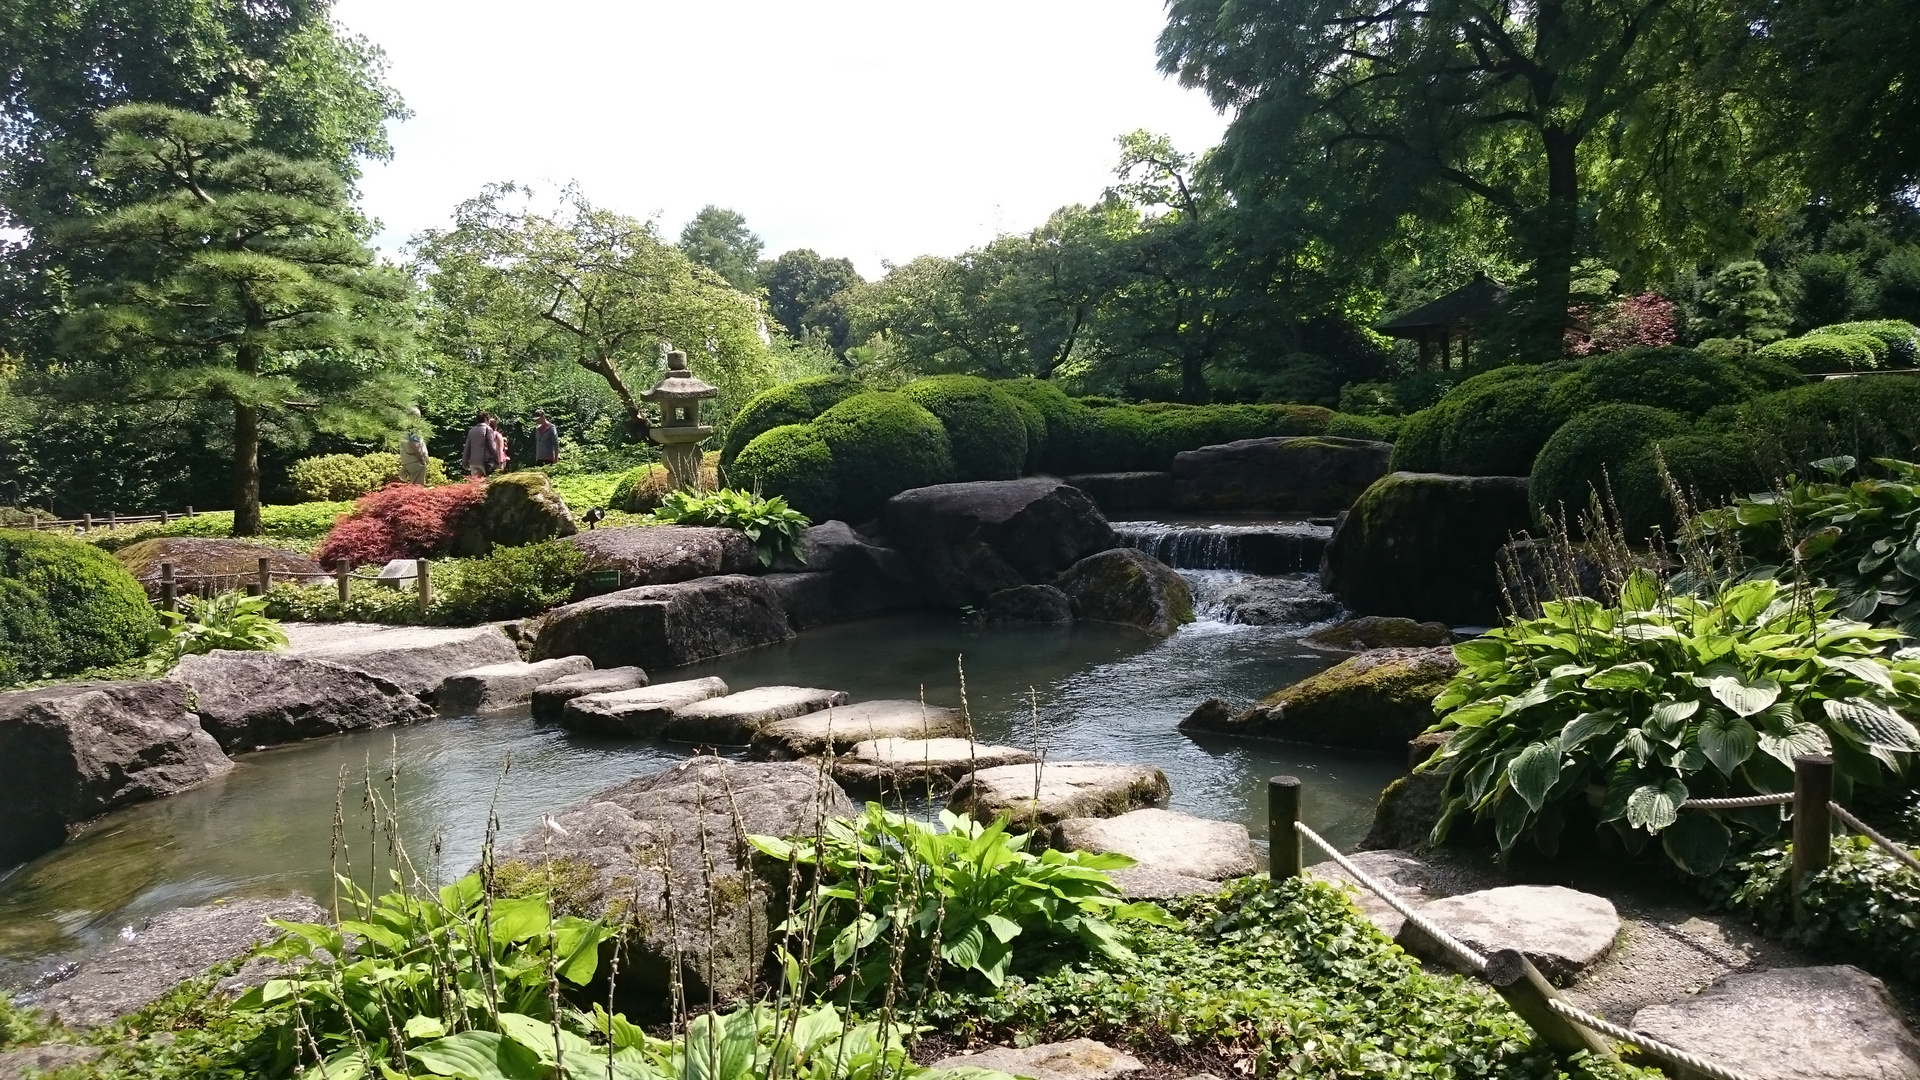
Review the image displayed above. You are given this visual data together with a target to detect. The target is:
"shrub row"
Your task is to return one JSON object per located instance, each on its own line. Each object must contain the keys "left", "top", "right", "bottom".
{"left": 288, "top": 451, "right": 446, "bottom": 502}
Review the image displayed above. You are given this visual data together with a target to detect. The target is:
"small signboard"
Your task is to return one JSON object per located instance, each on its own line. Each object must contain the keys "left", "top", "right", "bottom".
{"left": 587, "top": 570, "right": 622, "bottom": 593}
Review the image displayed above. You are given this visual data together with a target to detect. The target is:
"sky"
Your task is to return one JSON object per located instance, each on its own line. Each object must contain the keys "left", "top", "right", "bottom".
{"left": 331, "top": 0, "right": 1229, "bottom": 279}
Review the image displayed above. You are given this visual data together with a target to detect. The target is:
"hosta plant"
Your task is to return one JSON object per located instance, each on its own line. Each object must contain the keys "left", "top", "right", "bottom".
{"left": 146, "top": 591, "right": 288, "bottom": 671}
{"left": 1692, "top": 455, "right": 1920, "bottom": 636}
{"left": 748, "top": 805, "right": 1172, "bottom": 1001}
{"left": 647, "top": 487, "right": 811, "bottom": 566}
{"left": 1424, "top": 570, "right": 1920, "bottom": 874}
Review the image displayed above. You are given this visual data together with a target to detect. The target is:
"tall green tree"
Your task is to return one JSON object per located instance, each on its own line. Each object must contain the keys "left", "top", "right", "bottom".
{"left": 1157, "top": 0, "right": 1765, "bottom": 360}
{"left": 761, "top": 249, "right": 863, "bottom": 354}
{"left": 677, "top": 205, "right": 763, "bottom": 292}
{"left": 50, "top": 106, "right": 414, "bottom": 535}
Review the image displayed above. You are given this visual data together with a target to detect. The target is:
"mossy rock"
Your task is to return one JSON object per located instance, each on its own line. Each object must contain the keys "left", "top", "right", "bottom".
{"left": 899, "top": 375, "right": 1029, "bottom": 482}
{"left": 719, "top": 374, "right": 865, "bottom": 471}
{"left": 449, "top": 473, "right": 578, "bottom": 556}
{"left": 729, "top": 424, "right": 840, "bottom": 522}
{"left": 1321, "top": 472, "right": 1535, "bottom": 625}
{"left": 1303, "top": 616, "right": 1454, "bottom": 652}
{"left": 1178, "top": 647, "right": 1459, "bottom": 754}
{"left": 811, "top": 392, "right": 956, "bottom": 520}
{"left": 1528, "top": 403, "right": 1692, "bottom": 533}
{"left": 0, "top": 530, "right": 159, "bottom": 684}
{"left": 1056, "top": 547, "right": 1194, "bottom": 637}
{"left": 609, "top": 452, "right": 721, "bottom": 513}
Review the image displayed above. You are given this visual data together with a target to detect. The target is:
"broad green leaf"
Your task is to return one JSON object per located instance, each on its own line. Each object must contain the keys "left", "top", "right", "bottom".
{"left": 1620, "top": 568, "right": 1661, "bottom": 611}
{"left": 1445, "top": 701, "right": 1504, "bottom": 728}
{"left": 1453, "top": 637, "right": 1507, "bottom": 666}
{"left": 1824, "top": 698, "right": 1920, "bottom": 752}
{"left": 790, "top": 1005, "right": 842, "bottom": 1053}
{"left": 1495, "top": 793, "right": 1530, "bottom": 852}
{"left": 681, "top": 1011, "right": 758, "bottom": 1080}
{"left": 1625, "top": 778, "right": 1688, "bottom": 832}
{"left": 404, "top": 1014, "right": 448, "bottom": 1040}
{"left": 408, "top": 1031, "right": 545, "bottom": 1080}
{"left": 1696, "top": 713, "right": 1758, "bottom": 777}
{"left": 1651, "top": 699, "right": 1700, "bottom": 727}
{"left": 1585, "top": 662, "right": 1656, "bottom": 692}
{"left": 1661, "top": 812, "right": 1730, "bottom": 876}
{"left": 1507, "top": 741, "right": 1562, "bottom": 813}
{"left": 1705, "top": 674, "right": 1781, "bottom": 718}
{"left": 1817, "top": 654, "right": 1897, "bottom": 691}
{"left": 1721, "top": 579, "right": 1778, "bottom": 624}
{"left": 1560, "top": 710, "right": 1620, "bottom": 753}
{"left": 982, "top": 913, "right": 1022, "bottom": 943}
{"left": 941, "top": 921, "right": 985, "bottom": 971}
{"left": 488, "top": 896, "right": 549, "bottom": 943}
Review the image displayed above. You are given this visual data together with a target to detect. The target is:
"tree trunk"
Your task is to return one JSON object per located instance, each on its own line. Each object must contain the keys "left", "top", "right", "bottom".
{"left": 1180, "top": 354, "right": 1210, "bottom": 403}
{"left": 1525, "top": 130, "right": 1581, "bottom": 362}
{"left": 231, "top": 400, "right": 261, "bottom": 537}
{"left": 579, "top": 353, "right": 651, "bottom": 441}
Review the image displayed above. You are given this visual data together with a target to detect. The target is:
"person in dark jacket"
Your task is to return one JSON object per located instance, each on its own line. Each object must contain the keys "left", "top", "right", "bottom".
{"left": 533, "top": 410, "right": 560, "bottom": 465}
{"left": 461, "top": 412, "right": 502, "bottom": 477}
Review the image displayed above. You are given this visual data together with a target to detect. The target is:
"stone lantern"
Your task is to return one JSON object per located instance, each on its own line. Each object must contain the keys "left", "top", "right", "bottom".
{"left": 642, "top": 349, "right": 718, "bottom": 492}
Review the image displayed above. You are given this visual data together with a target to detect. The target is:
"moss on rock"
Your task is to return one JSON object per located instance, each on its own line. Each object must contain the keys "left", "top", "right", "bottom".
{"left": 1056, "top": 547, "right": 1194, "bottom": 637}
{"left": 1180, "top": 647, "right": 1458, "bottom": 754}
{"left": 449, "top": 473, "right": 578, "bottom": 556}
{"left": 1321, "top": 472, "right": 1535, "bottom": 625}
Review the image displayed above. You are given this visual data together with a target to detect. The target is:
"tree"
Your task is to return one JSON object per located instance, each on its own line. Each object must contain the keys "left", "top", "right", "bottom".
{"left": 50, "top": 106, "right": 414, "bottom": 535}
{"left": 761, "top": 249, "right": 863, "bottom": 353}
{"left": 677, "top": 205, "right": 763, "bottom": 292}
{"left": 412, "top": 185, "right": 774, "bottom": 439}
{"left": 1157, "top": 0, "right": 1760, "bottom": 360}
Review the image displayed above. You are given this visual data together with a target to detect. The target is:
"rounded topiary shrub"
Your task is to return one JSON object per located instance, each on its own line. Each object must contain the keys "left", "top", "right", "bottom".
{"left": 1734, "top": 376, "right": 1920, "bottom": 470}
{"left": 1807, "top": 320, "right": 1920, "bottom": 367}
{"left": 289, "top": 451, "right": 446, "bottom": 502}
{"left": 995, "top": 378, "right": 1087, "bottom": 472}
{"left": 1528, "top": 404, "right": 1691, "bottom": 529}
{"left": 0, "top": 529, "right": 159, "bottom": 684}
{"left": 811, "top": 392, "right": 956, "bottom": 519}
{"left": 1545, "top": 345, "right": 1800, "bottom": 418}
{"left": 1615, "top": 431, "right": 1768, "bottom": 538}
{"left": 1387, "top": 406, "right": 1447, "bottom": 472}
{"left": 730, "top": 424, "right": 840, "bottom": 522}
{"left": 610, "top": 452, "right": 720, "bottom": 513}
{"left": 719, "top": 374, "right": 865, "bottom": 471}
{"left": 1754, "top": 335, "right": 1878, "bottom": 374}
{"left": 899, "top": 375, "right": 1028, "bottom": 481}
{"left": 1435, "top": 364, "right": 1576, "bottom": 476}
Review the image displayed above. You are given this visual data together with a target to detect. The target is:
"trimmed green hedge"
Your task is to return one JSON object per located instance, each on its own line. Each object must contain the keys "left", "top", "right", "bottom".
{"left": 1545, "top": 345, "right": 1800, "bottom": 417}
{"left": 1807, "top": 319, "right": 1920, "bottom": 366}
{"left": 0, "top": 529, "right": 159, "bottom": 684}
{"left": 1733, "top": 376, "right": 1920, "bottom": 469}
{"left": 1529, "top": 404, "right": 1691, "bottom": 527}
{"left": 1615, "top": 430, "right": 1769, "bottom": 537}
{"left": 811, "top": 392, "right": 956, "bottom": 519}
{"left": 899, "top": 375, "right": 1028, "bottom": 481}
{"left": 995, "top": 378, "right": 1083, "bottom": 472}
{"left": 729, "top": 424, "right": 841, "bottom": 521}
{"left": 719, "top": 374, "right": 865, "bottom": 472}
{"left": 1755, "top": 335, "right": 1880, "bottom": 374}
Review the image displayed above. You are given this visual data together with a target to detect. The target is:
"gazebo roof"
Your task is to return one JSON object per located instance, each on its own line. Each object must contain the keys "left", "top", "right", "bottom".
{"left": 1377, "top": 273, "right": 1508, "bottom": 338}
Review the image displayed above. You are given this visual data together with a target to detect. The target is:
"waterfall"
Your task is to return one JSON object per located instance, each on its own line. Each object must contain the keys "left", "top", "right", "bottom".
{"left": 1113, "top": 520, "right": 1332, "bottom": 574}
{"left": 1181, "top": 570, "right": 1343, "bottom": 629}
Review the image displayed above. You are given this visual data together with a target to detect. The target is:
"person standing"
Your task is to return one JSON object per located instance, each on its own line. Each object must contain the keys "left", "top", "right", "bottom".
{"left": 462, "top": 412, "right": 501, "bottom": 477}
{"left": 533, "top": 409, "right": 560, "bottom": 466}
{"left": 399, "top": 430, "right": 431, "bottom": 485}
{"left": 488, "top": 415, "right": 510, "bottom": 472}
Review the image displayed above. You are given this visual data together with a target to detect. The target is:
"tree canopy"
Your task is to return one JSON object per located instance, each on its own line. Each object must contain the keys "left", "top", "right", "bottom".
{"left": 678, "top": 205, "right": 763, "bottom": 292}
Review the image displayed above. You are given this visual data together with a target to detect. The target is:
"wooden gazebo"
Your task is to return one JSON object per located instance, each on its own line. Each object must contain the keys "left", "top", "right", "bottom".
{"left": 1377, "top": 273, "right": 1507, "bottom": 371}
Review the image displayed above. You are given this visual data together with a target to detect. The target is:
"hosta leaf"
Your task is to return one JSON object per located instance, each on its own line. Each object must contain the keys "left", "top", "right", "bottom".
{"left": 1560, "top": 710, "right": 1621, "bottom": 753}
{"left": 1824, "top": 698, "right": 1920, "bottom": 752}
{"left": 1696, "top": 713, "right": 1758, "bottom": 777}
{"left": 1897, "top": 544, "right": 1920, "bottom": 581}
{"left": 1585, "top": 662, "right": 1656, "bottom": 692}
{"left": 1501, "top": 681, "right": 1558, "bottom": 717}
{"left": 408, "top": 1031, "right": 545, "bottom": 1080}
{"left": 1495, "top": 793, "right": 1530, "bottom": 853}
{"left": 1661, "top": 811, "right": 1731, "bottom": 876}
{"left": 1507, "top": 741, "right": 1562, "bottom": 813}
{"left": 1445, "top": 701, "right": 1504, "bottom": 728}
{"left": 1453, "top": 637, "right": 1507, "bottom": 666}
{"left": 1650, "top": 698, "right": 1700, "bottom": 728}
{"left": 1626, "top": 778, "right": 1688, "bottom": 832}
{"left": 1621, "top": 623, "right": 1681, "bottom": 641}
{"left": 1721, "top": 579, "right": 1778, "bottom": 624}
{"left": 1704, "top": 673, "right": 1781, "bottom": 718}
{"left": 1817, "top": 654, "right": 1897, "bottom": 691}
{"left": 1620, "top": 568, "right": 1661, "bottom": 611}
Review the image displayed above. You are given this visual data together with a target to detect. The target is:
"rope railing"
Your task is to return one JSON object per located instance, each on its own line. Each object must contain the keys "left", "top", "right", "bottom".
{"left": 1678, "top": 793, "right": 1795, "bottom": 810}
{"left": 21, "top": 507, "right": 202, "bottom": 531}
{"left": 1544, "top": 998, "right": 1761, "bottom": 1080}
{"left": 152, "top": 557, "right": 432, "bottom": 615}
{"left": 1829, "top": 800, "right": 1920, "bottom": 877}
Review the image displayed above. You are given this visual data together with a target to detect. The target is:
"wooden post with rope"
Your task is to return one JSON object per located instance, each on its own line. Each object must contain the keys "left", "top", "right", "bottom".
{"left": 1792, "top": 754, "right": 1834, "bottom": 901}
{"left": 158, "top": 562, "right": 178, "bottom": 614}
{"left": 1486, "top": 950, "right": 1616, "bottom": 1059}
{"left": 336, "top": 559, "right": 351, "bottom": 607}
{"left": 1269, "top": 775, "right": 1302, "bottom": 882}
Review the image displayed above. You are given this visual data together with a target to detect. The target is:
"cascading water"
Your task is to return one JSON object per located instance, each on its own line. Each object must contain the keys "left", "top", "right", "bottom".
{"left": 1182, "top": 570, "right": 1342, "bottom": 628}
{"left": 1113, "top": 518, "right": 1345, "bottom": 630}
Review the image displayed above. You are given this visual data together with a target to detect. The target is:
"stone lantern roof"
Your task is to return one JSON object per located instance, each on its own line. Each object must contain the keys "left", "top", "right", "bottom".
{"left": 642, "top": 350, "right": 717, "bottom": 403}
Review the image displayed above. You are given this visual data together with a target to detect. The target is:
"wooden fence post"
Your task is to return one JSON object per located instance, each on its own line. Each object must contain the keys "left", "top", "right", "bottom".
{"left": 1486, "top": 950, "right": 1616, "bottom": 1059}
{"left": 159, "top": 562, "right": 177, "bottom": 614}
{"left": 160, "top": 510, "right": 170, "bottom": 525}
{"left": 336, "top": 559, "right": 351, "bottom": 607}
{"left": 416, "top": 559, "right": 432, "bottom": 615}
{"left": 82, "top": 513, "right": 92, "bottom": 532}
{"left": 28, "top": 514, "right": 37, "bottom": 531}
{"left": 185, "top": 505, "right": 194, "bottom": 517}
{"left": 107, "top": 510, "right": 116, "bottom": 529}
{"left": 1793, "top": 754, "right": 1835, "bottom": 899}
{"left": 258, "top": 558, "right": 273, "bottom": 598}
{"left": 1269, "top": 775, "right": 1303, "bottom": 882}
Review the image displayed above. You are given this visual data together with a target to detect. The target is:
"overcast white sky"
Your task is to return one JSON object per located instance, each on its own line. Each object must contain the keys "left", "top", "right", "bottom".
{"left": 331, "top": 0, "right": 1228, "bottom": 279}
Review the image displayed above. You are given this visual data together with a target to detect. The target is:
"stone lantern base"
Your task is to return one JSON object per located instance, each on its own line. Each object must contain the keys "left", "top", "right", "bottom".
{"left": 651, "top": 427, "right": 712, "bottom": 493}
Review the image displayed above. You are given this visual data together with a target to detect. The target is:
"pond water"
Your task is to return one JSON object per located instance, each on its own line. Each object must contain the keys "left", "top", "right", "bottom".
{"left": 0, "top": 577, "right": 1403, "bottom": 987}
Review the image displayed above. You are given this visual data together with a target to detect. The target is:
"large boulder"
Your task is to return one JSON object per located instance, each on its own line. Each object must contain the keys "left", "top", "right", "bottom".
{"left": 1630, "top": 966, "right": 1920, "bottom": 1080}
{"left": 1055, "top": 809, "right": 1254, "bottom": 881}
{"left": 762, "top": 572, "right": 838, "bottom": 631}
{"left": 831, "top": 738, "right": 1037, "bottom": 797}
{"left": 1361, "top": 771, "right": 1450, "bottom": 852}
{"left": 1321, "top": 473, "right": 1535, "bottom": 625}
{"left": 1181, "top": 647, "right": 1458, "bottom": 753}
{"left": 495, "top": 758, "right": 855, "bottom": 1005}
{"left": 1396, "top": 885, "right": 1620, "bottom": 985}
{"left": 1172, "top": 436, "right": 1391, "bottom": 513}
{"left": 33, "top": 897, "right": 323, "bottom": 1028}
{"left": 531, "top": 666, "right": 649, "bottom": 721}
{"left": 772, "top": 521, "right": 923, "bottom": 618}
{"left": 976, "top": 584, "right": 1074, "bottom": 625}
{"left": 567, "top": 525, "right": 757, "bottom": 588}
{"left": 281, "top": 623, "right": 521, "bottom": 698}
{"left": 1055, "top": 548, "right": 1193, "bottom": 637}
{"left": 448, "top": 472, "right": 578, "bottom": 556}
{"left": 664, "top": 686, "right": 849, "bottom": 745}
{"left": 1303, "top": 616, "right": 1454, "bottom": 652}
{"left": 113, "top": 537, "right": 323, "bottom": 596}
{"left": 437, "top": 656, "right": 595, "bottom": 714}
{"left": 882, "top": 478, "right": 1116, "bottom": 608}
{"left": 750, "top": 700, "right": 965, "bottom": 759}
{"left": 170, "top": 651, "right": 433, "bottom": 752}
{"left": 531, "top": 575, "right": 794, "bottom": 670}
{"left": 1062, "top": 473, "right": 1173, "bottom": 515}
{"left": 948, "top": 762, "right": 1171, "bottom": 844}
{"left": 0, "top": 682, "right": 232, "bottom": 867}
{"left": 560, "top": 677, "right": 728, "bottom": 737}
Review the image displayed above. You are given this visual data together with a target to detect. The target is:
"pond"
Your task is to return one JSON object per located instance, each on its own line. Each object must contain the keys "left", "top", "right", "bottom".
{"left": 0, "top": 597, "right": 1403, "bottom": 986}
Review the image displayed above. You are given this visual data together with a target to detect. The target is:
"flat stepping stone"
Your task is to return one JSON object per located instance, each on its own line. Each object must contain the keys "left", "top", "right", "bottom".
{"left": 947, "top": 762, "right": 1171, "bottom": 842}
{"left": 830, "top": 738, "right": 1035, "bottom": 796}
{"left": 749, "top": 699, "right": 964, "bottom": 758}
{"left": 665, "top": 685, "right": 849, "bottom": 745}
{"left": 932, "top": 1039, "right": 1144, "bottom": 1080}
{"left": 1395, "top": 884, "right": 1619, "bottom": 985}
{"left": 1107, "top": 867, "right": 1224, "bottom": 900}
{"left": 1632, "top": 965, "right": 1920, "bottom": 1080}
{"left": 438, "top": 657, "right": 593, "bottom": 713}
{"left": 531, "top": 667, "right": 649, "bottom": 721}
{"left": 1307, "top": 849, "right": 1435, "bottom": 939}
{"left": 1056, "top": 809, "right": 1254, "bottom": 880}
{"left": 560, "top": 677, "right": 728, "bottom": 737}
{"left": 282, "top": 623, "right": 520, "bottom": 697}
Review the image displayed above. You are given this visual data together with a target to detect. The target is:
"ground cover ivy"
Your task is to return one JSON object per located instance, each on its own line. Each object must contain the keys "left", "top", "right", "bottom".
{"left": 1706, "top": 833, "right": 1920, "bottom": 984}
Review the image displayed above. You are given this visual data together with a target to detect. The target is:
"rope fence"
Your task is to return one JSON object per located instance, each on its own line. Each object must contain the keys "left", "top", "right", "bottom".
{"left": 153, "top": 557, "right": 432, "bottom": 615}
{"left": 18, "top": 506, "right": 203, "bottom": 532}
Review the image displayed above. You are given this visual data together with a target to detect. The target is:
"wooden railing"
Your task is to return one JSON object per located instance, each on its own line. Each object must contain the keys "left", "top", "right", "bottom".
{"left": 154, "top": 557, "right": 433, "bottom": 615}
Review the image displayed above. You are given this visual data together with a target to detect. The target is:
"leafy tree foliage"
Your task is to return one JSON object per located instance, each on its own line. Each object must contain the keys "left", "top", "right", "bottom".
{"left": 677, "top": 204, "right": 763, "bottom": 291}
{"left": 49, "top": 106, "right": 413, "bottom": 536}
{"left": 761, "top": 248, "right": 863, "bottom": 354}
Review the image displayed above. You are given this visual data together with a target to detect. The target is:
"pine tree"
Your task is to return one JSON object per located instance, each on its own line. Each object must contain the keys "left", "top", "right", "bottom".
{"left": 51, "top": 105, "right": 414, "bottom": 535}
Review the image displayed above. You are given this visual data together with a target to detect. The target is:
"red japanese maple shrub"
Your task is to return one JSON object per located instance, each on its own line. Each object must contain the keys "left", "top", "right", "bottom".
{"left": 1566, "top": 292, "right": 1679, "bottom": 356}
{"left": 315, "top": 481, "right": 487, "bottom": 567}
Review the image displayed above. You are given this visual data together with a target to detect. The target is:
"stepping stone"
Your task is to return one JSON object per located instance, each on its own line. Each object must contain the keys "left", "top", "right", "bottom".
{"left": 932, "top": 1039, "right": 1144, "bottom": 1080}
{"left": 438, "top": 656, "right": 593, "bottom": 713}
{"left": 1307, "top": 849, "right": 1435, "bottom": 939}
{"left": 947, "top": 762, "right": 1171, "bottom": 844}
{"left": 281, "top": 623, "right": 520, "bottom": 697}
{"left": 665, "top": 686, "right": 849, "bottom": 745}
{"left": 1632, "top": 965, "right": 1920, "bottom": 1080}
{"left": 1396, "top": 884, "right": 1619, "bottom": 985}
{"left": 560, "top": 677, "right": 728, "bottom": 737}
{"left": 531, "top": 667, "right": 649, "bottom": 721}
{"left": 1056, "top": 809, "right": 1255, "bottom": 881}
{"left": 830, "top": 738, "right": 1036, "bottom": 796}
{"left": 749, "top": 699, "right": 964, "bottom": 759}
{"left": 1107, "top": 867, "right": 1224, "bottom": 900}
